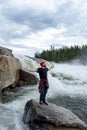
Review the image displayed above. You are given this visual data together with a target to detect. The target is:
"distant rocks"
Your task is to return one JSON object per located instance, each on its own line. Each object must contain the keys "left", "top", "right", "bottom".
{"left": 23, "top": 99, "right": 87, "bottom": 130}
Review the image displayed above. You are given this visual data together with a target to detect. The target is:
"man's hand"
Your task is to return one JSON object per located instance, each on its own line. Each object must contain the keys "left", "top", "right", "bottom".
{"left": 49, "top": 65, "right": 54, "bottom": 70}
{"left": 51, "top": 65, "right": 54, "bottom": 69}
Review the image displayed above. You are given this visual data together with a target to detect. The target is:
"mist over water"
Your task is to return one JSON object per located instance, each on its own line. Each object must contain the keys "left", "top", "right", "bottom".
{"left": 70, "top": 52, "right": 87, "bottom": 65}
{"left": 0, "top": 55, "right": 87, "bottom": 129}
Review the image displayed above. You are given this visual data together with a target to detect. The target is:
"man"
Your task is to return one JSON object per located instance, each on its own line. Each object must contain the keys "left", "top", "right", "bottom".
{"left": 24, "top": 61, "right": 54, "bottom": 105}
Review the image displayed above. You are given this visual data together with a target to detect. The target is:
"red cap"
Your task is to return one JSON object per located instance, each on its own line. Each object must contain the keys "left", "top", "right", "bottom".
{"left": 40, "top": 61, "right": 45, "bottom": 67}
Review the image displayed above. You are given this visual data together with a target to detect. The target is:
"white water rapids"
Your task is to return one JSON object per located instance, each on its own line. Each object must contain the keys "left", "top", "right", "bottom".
{"left": 0, "top": 55, "right": 87, "bottom": 130}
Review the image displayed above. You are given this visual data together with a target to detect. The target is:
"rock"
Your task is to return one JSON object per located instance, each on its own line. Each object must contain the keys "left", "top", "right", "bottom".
{"left": 0, "top": 55, "right": 21, "bottom": 90}
{"left": 19, "top": 69, "right": 38, "bottom": 85}
{"left": 0, "top": 91, "right": 2, "bottom": 102}
{"left": 0, "top": 46, "right": 38, "bottom": 90}
{"left": 23, "top": 99, "right": 87, "bottom": 130}
{"left": 0, "top": 46, "right": 13, "bottom": 56}
{"left": 0, "top": 46, "right": 38, "bottom": 102}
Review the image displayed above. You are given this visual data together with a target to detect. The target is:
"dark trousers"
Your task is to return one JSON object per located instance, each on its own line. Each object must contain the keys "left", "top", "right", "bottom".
{"left": 40, "top": 86, "right": 48, "bottom": 102}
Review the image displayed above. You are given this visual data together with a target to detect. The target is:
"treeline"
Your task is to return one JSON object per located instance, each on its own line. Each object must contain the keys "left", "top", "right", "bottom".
{"left": 35, "top": 45, "right": 87, "bottom": 62}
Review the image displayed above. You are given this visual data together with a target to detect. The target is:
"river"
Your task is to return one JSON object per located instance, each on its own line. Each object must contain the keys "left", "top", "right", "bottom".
{"left": 0, "top": 56, "right": 87, "bottom": 130}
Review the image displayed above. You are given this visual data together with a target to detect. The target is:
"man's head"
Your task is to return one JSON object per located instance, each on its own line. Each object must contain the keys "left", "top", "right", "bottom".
{"left": 40, "top": 61, "right": 46, "bottom": 67}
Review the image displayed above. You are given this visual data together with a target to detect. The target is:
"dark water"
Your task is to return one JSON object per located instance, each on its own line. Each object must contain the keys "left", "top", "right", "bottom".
{"left": 48, "top": 95, "right": 87, "bottom": 124}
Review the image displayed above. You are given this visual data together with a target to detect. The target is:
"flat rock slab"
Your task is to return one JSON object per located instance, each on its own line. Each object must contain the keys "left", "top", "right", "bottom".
{"left": 23, "top": 99, "right": 87, "bottom": 130}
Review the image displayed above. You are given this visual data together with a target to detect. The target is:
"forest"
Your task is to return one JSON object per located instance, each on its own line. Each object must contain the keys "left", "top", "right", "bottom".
{"left": 35, "top": 45, "right": 87, "bottom": 62}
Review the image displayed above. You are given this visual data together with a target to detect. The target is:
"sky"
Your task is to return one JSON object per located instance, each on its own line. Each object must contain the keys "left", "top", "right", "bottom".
{"left": 0, "top": 0, "right": 87, "bottom": 56}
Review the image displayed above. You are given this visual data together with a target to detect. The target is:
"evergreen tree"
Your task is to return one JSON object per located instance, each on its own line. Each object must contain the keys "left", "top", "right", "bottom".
{"left": 35, "top": 45, "right": 87, "bottom": 62}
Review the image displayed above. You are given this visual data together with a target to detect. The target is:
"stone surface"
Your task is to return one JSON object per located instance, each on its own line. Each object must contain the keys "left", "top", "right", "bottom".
{"left": 0, "top": 46, "right": 38, "bottom": 102}
{"left": 19, "top": 69, "right": 38, "bottom": 85}
{"left": 23, "top": 99, "right": 87, "bottom": 130}
{"left": 0, "top": 55, "right": 21, "bottom": 90}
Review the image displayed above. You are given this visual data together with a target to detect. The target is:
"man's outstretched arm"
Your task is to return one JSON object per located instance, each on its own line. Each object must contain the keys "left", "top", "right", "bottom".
{"left": 23, "top": 68, "right": 37, "bottom": 72}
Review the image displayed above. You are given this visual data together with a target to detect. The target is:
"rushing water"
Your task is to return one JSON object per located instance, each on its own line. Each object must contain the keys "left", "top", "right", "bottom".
{"left": 0, "top": 56, "right": 87, "bottom": 130}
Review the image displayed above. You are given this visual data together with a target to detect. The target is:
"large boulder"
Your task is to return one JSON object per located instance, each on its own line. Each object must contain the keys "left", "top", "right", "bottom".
{"left": 0, "top": 46, "right": 38, "bottom": 91}
{"left": 0, "top": 46, "right": 38, "bottom": 103}
{"left": 0, "top": 55, "right": 21, "bottom": 90}
{"left": 0, "top": 46, "right": 13, "bottom": 56}
{"left": 23, "top": 99, "right": 87, "bottom": 130}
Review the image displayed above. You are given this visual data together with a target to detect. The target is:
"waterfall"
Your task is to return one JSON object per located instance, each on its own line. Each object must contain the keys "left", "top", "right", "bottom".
{"left": 0, "top": 54, "right": 87, "bottom": 129}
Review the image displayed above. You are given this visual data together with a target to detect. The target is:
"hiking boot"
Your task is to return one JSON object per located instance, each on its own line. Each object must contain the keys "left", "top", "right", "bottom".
{"left": 43, "top": 101, "right": 48, "bottom": 105}
{"left": 39, "top": 101, "right": 43, "bottom": 105}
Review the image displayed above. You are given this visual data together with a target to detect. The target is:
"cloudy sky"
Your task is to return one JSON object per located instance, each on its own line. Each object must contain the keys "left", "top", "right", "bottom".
{"left": 0, "top": 0, "right": 87, "bottom": 56}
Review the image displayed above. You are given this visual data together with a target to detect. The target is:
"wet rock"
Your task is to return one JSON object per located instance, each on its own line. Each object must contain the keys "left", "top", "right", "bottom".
{"left": 19, "top": 69, "right": 38, "bottom": 85}
{"left": 0, "top": 91, "right": 2, "bottom": 102}
{"left": 23, "top": 99, "right": 87, "bottom": 130}
{"left": 0, "top": 46, "right": 38, "bottom": 89}
{"left": 0, "top": 46, "right": 38, "bottom": 102}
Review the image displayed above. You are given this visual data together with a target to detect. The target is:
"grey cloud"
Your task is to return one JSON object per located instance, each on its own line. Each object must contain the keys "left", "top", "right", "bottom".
{"left": 1, "top": 1, "right": 78, "bottom": 27}
{"left": 0, "top": 0, "right": 87, "bottom": 42}
{"left": 57, "top": 2, "right": 79, "bottom": 24}
{"left": 0, "top": 6, "right": 55, "bottom": 40}
{"left": 0, "top": 25, "right": 29, "bottom": 40}
{"left": 0, "top": 42, "right": 29, "bottom": 49}
{"left": 2, "top": 7, "right": 56, "bottom": 31}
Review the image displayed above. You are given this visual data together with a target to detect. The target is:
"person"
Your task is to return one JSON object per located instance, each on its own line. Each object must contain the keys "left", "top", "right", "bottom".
{"left": 24, "top": 61, "right": 54, "bottom": 105}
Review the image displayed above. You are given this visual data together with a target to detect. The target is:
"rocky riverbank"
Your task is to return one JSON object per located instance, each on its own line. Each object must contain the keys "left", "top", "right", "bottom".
{"left": 0, "top": 46, "right": 38, "bottom": 102}
{"left": 1, "top": 46, "right": 87, "bottom": 130}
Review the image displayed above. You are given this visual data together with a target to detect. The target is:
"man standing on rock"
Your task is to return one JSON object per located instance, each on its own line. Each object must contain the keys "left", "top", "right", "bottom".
{"left": 24, "top": 61, "right": 54, "bottom": 105}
